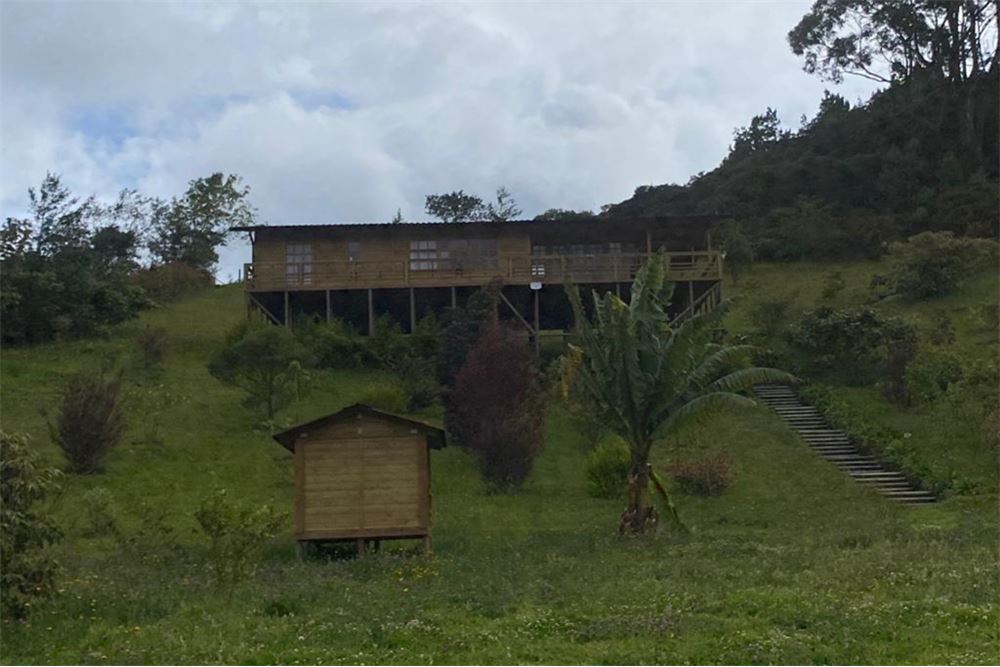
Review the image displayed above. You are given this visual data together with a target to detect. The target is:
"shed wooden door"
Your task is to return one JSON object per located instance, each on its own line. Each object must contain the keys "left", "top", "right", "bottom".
{"left": 298, "top": 436, "right": 426, "bottom": 537}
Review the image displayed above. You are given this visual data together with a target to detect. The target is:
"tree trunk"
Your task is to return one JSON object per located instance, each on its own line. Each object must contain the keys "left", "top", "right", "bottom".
{"left": 620, "top": 455, "right": 657, "bottom": 535}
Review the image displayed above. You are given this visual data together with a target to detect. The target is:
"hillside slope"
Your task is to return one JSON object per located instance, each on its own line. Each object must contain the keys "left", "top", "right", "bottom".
{"left": 1, "top": 266, "right": 996, "bottom": 664}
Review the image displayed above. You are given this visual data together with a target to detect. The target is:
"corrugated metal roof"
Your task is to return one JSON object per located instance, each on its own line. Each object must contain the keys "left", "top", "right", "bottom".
{"left": 231, "top": 215, "right": 721, "bottom": 233}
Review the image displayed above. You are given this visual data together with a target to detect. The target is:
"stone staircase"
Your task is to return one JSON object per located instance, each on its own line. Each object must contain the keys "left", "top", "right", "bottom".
{"left": 753, "top": 384, "right": 937, "bottom": 505}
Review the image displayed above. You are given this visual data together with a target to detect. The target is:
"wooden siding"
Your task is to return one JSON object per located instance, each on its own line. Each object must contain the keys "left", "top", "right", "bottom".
{"left": 246, "top": 250, "right": 722, "bottom": 291}
{"left": 291, "top": 410, "right": 432, "bottom": 540}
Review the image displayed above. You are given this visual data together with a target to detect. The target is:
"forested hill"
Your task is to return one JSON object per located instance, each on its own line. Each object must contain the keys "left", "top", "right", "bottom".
{"left": 599, "top": 0, "right": 1000, "bottom": 262}
{"left": 604, "top": 72, "right": 998, "bottom": 260}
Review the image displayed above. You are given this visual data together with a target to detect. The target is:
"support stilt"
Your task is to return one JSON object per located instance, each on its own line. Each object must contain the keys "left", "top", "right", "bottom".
{"left": 367, "top": 288, "right": 374, "bottom": 336}
{"left": 325, "top": 290, "right": 332, "bottom": 324}
{"left": 688, "top": 281, "right": 695, "bottom": 316}
{"left": 357, "top": 538, "right": 366, "bottom": 558}
{"left": 422, "top": 535, "right": 432, "bottom": 555}
{"left": 284, "top": 291, "right": 291, "bottom": 328}
{"left": 409, "top": 288, "right": 416, "bottom": 333}
{"left": 450, "top": 286, "right": 457, "bottom": 309}
{"left": 533, "top": 289, "right": 540, "bottom": 355}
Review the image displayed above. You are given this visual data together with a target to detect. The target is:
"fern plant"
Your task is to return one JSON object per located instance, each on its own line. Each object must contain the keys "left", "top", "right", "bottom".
{"left": 566, "top": 253, "right": 795, "bottom": 534}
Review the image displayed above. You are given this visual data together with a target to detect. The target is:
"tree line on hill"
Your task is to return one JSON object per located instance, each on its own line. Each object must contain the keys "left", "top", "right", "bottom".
{"left": 603, "top": 0, "right": 999, "bottom": 262}
{"left": 1, "top": 173, "right": 256, "bottom": 345}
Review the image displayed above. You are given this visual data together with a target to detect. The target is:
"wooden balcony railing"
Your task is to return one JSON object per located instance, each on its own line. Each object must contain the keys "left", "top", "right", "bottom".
{"left": 244, "top": 251, "right": 722, "bottom": 291}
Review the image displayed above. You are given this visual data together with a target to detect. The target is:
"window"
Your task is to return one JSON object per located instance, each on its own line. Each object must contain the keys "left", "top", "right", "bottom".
{"left": 409, "top": 239, "right": 498, "bottom": 271}
{"left": 409, "top": 240, "right": 438, "bottom": 271}
{"left": 286, "top": 243, "right": 313, "bottom": 284}
{"left": 348, "top": 241, "right": 361, "bottom": 262}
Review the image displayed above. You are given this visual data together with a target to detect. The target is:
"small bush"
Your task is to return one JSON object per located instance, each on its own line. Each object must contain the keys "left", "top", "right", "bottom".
{"left": 356, "top": 385, "right": 410, "bottom": 413}
{"left": 194, "top": 489, "right": 283, "bottom": 589}
{"left": 789, "top": 307, "right": 917, "bottom": 390}
{"left": 296, "top": 318, "right": 369, "bottom": 369}
{"left": 49, "top": 365, "right": 127, "bottom": 474}
{"left": 81, "top": 487, "right": 120, "bottom": 538}
{"left": 368, "top": 313, "right": 409, "bottom": 368}
{"left": 1, "top": 432, "right": 62, "bottom": 620}
{"left": 452, "top": 322, "right": 544, "bottom": 492}
{"left": 886, "top": 231, "right": 997, "bottom": 299}
{"left": 388, "top": 355, "right": 440, "bottom": 410}
{"left": 748, "top": 292, "right": 797, "bottom": 339}
{"left": 135, "top": 325, "right": 168, "bottom": 369}
{"left": 906, "top": 347, "right": 964, "bottom": 405}
{"left": 585, "top": 436, "right": 631, "bottom": 499}
{"left": 131, "top": 261, "right": 213, "bottom": 302}
{"left": 819, "top": 271, "right": 846, "bottom": 301}
{"left": 926, "top": 311, "right": 956, "bottom": 346}
{"left": 208, "top": 324, "right": 314, "bottom": 418}
{"left": 666, "top": 452, "right": 735, "bottom": 496}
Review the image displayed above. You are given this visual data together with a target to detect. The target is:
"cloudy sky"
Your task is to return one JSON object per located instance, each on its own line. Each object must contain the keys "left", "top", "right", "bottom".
{"left": 1, "top": 1, "right": 879, "bottom": 279}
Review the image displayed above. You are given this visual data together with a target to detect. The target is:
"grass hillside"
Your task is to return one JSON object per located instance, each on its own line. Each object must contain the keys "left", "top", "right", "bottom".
{"left": 1, "top": 261, "right": 997, "bottom": 665}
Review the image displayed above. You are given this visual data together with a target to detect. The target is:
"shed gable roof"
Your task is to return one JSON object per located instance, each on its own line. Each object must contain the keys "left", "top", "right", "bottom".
{"left": 272, "top": 403, "right": 446, "bottom": 452}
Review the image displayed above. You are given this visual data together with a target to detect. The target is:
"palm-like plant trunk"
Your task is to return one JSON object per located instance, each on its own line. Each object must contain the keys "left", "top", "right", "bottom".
{"left": 621, "top": 447, "right": 656, "bottom": 534}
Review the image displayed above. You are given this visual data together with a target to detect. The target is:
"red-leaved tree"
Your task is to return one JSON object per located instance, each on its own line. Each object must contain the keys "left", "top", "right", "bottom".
{"left": 452, "top": 322, "right": 544, "bottom": 492}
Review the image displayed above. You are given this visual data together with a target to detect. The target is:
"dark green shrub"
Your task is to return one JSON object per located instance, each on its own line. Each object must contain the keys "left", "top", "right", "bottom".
{"left": 49, "top": 365, "right": 127, "bottom": 474}
{"left": 1, "top": 432, "right": 62, "bottom": 620}
{"left": 905, "top": 348, "right": 963, "bottom": 404}
{"left": 748, "top": 292, "right": 798, "bottom": 339}
{"left": 666, "top": 453, "right": 735, "bottom": 496}
{"left": 135, "top": 325, "right": 168, "bottom": 369}
{"left": 926, "top": 310, "right": 956, "bottom": 345}
{"left": 886, "top": 232, "right": 997, "bottom": 299}
{"left": 388, "top": 354, "right": 440, "bottom": 410}
{"left": 585, "top": 435, "right": 630, "bottom": 499}
{"left": 368, "top": 313, "right": 409, "bottom": 367}
{"left": 131, "top": 261, "right": 213, "bottom": 302}
{"left": 194, "top": 489, "right": 282, "bottom": 588}
{"left": 789, "top": 307, "right": 917, "bottom": 390}
{"left": 305, "top": 321, "right": 369, "bottom": 369}
{"left": 208, "top": 324, "right": 313, "bottom": 418}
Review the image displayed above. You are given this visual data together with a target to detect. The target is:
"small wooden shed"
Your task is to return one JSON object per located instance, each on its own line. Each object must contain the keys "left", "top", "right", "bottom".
{"left": 273, "top": 404, "right": 445, "bottom": 555}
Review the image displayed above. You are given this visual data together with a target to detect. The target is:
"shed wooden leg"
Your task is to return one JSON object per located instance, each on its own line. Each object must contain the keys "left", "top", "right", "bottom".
{"left": 356, "top": 538, "right": 366, "bottom": 558}
{"left": 422, "top": 535, "right": 432, "bottom": 555}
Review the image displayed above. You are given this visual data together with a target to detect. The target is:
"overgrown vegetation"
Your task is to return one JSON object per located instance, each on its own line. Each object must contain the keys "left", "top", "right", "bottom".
{"left": 193, "top": 489, "right": 283, "bottom": 589}
{"left": 2, "top": 171, "right": 255, "bottom": 346}
{"left": 0, "top": 432, "right": 62, "bottom": 620}
{"left": 48, "top": 365, "right": 127, "bottom": 474}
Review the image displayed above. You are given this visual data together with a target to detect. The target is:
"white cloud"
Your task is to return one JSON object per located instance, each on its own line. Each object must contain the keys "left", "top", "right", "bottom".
{"left": 0, "top": 1, "right": 880, "bottom": 276}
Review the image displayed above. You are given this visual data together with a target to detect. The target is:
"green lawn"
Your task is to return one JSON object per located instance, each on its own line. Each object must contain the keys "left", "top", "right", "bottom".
{"left": 1, "top": 266, "right": 997, "bottom": 664}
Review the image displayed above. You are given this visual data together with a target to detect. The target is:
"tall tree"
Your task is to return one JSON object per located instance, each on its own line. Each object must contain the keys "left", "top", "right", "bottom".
{"left": 149, "top": 173, "right": 256, "bottom": 272}
{"left": 29, "top": 173, "right": 95, "bottom": 256}
{"left": 424, "top": 190, "right": 486, "bottom": 222}
{"left": 485, "top": 186, "right": 522, "bottom": 222}
{"left": 566, "top": 255, "right": 794, "bottom": 534}
{"left": 728, "top": 108, "right": 788, "bottom": 161}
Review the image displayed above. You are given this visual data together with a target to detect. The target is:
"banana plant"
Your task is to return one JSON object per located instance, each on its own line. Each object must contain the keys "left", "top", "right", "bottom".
{"left": 566, "top": 253, "right": 796, "bottom": 534}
